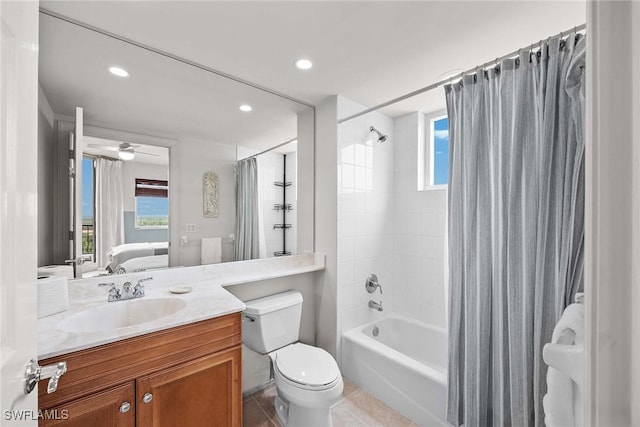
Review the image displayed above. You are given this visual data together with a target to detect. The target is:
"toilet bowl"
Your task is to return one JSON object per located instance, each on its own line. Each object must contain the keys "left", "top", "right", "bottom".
{"left": 242, "top": 291, "right": 343, "bottom": 427}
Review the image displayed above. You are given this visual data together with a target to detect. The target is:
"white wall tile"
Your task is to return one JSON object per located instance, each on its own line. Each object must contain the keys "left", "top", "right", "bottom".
{"left": 338, "top": 236, "right": 354, "bottom": 262}
{"left": 339, "top": 261, "right": 354, "bottom": 287}
{"left": 342, "top": 164, "right": 354, "bottom": 189}
{"left": 338, "top": 98, "right": 461, "bottom": 334}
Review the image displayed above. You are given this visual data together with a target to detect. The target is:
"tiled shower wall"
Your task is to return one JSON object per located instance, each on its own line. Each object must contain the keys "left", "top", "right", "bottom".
{"left": 337, "top": 96, "right": 394, "bottom": 333}
{"left": 392, "top": 112, "right": 447, "bottom": 330}
{"left": 336, "top": 99, "right": 449, "bottom": 346}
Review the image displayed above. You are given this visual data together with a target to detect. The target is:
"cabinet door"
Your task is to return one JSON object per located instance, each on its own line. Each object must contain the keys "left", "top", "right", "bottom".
{"left": 40, "top": 382, "right": 134, "bottom": 427}
{"left": 137, "top": 345, "right": 242, "bottom": 427}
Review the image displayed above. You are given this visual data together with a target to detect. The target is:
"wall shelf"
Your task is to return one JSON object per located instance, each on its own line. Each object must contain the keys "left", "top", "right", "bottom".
{"left": 274, "top": 154, "right": 293, "bottom": 257}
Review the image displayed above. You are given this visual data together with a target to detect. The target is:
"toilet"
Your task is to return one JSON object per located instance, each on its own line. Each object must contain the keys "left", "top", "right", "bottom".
{"left": 242, "top": 290, "right": 343, "bottom": 427}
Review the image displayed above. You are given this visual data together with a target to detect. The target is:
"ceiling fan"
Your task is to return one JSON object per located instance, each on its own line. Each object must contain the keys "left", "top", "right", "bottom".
{"left": 86, "top": 141, "right": 159, "bottom": 161}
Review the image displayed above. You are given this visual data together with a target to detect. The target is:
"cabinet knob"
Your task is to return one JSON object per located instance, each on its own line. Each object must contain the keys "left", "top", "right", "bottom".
{"left": 142, "top": 392, "right": 153, "bottom": 404}
{"left": 119, "top": 402, "right": 131, "bottom": 413}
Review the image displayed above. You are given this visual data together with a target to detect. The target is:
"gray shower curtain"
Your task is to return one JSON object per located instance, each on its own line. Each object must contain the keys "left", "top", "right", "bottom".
{"left": 446, "top": 34, "right": 585, "bottom": 427}
{"left": 234, "top": 157, "right": 260, "bottom": 261}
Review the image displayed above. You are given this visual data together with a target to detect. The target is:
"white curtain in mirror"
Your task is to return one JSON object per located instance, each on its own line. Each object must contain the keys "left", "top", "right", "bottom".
{"left": 234, "top": 158, "right": 260, "bottom": 261}
{"left": 96, "top": 158, "right": 124, "bottom": 268}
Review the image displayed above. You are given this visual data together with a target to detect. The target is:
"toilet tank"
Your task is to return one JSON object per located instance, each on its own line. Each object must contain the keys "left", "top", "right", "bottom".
{"left": 242, "top": 290, "right": 303, "bottom": 354}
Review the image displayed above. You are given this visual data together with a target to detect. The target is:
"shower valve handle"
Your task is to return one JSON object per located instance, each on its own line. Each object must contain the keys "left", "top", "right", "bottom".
{"left": 365, "top": 274, "right": 382, "bottom": 294}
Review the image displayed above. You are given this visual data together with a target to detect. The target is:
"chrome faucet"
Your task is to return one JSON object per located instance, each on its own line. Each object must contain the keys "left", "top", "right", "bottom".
{"left": 368, "top": 300, "right": 383, "bottom": 312}
{"left": 99, "top": 277, "right": 152, "bottom": 302}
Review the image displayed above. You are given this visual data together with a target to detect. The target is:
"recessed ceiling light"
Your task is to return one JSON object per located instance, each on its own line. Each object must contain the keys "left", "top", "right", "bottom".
{"left": 109, "top": 66, "right": 129, "bottom": 77}
{"left": 295, "top": 59, "right": 313, "bottom": 70}
{"left": 239, "top": 104, "right": 253, "bottom": 112}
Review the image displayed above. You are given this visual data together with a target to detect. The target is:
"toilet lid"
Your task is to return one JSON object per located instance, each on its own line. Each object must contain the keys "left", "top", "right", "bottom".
{"left": 274, "top": 344, "right": 340, "bottom": 387}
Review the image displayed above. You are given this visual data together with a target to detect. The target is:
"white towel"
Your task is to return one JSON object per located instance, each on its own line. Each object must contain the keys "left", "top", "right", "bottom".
{"left": 201, "top": 237, "right": 222, "bottom": 264}
{"left": 543, "top": 302, "right": 585, "bottom": 427}
{"left": 551, "top": 303, "right": 584, "bottom": 345}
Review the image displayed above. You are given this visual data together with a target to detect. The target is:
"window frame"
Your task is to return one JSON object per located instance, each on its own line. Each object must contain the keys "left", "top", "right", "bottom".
{"left": 134, "top": 178, "right": 169, "bottom": 230}
{"left": 423, "top": 110, "right": 449, "bottom": 191}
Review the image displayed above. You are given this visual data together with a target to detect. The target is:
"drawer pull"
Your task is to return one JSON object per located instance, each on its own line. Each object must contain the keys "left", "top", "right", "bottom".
{"left": 143, "top": 392, "right": 153, "bottom": 404}
{"left": 119, "top": 402, "right": 131, "bottom": 413}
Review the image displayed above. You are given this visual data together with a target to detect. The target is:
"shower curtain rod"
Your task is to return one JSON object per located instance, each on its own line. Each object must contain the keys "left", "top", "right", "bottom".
{"left": 337, "top": 23, "right": 586, "bottom": 124}
{"left": 239, "top": 137, "right": 298, "bottom": 161}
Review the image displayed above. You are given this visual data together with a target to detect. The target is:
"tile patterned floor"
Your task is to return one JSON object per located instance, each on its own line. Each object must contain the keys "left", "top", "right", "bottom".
{"left": 243, "top": 377, "right": 418, "bottom": 427}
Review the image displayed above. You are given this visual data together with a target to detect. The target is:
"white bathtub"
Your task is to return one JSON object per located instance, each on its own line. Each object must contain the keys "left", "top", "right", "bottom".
{"left": 342, "top": 314, "right": 449, "bottom": 426}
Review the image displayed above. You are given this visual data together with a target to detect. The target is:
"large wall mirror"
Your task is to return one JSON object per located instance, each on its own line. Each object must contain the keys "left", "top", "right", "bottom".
{"left": 37, "top": 12, "right": 315, "bottom": 279}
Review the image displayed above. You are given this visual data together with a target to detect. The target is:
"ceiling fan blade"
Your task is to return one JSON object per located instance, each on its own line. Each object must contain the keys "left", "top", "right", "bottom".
{"left": 136, "top": 151, "right": 160, "bottom": 157}
{"left": 120, "top": 142, "right": 141, "bottom": 149}
{"left": 87, "top": 144, "right": 119, "bottom": 152}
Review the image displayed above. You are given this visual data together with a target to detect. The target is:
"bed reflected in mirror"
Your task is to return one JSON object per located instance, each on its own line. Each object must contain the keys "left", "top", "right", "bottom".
{"left": 81, "top": 140, "right": 170, "bottom": 277}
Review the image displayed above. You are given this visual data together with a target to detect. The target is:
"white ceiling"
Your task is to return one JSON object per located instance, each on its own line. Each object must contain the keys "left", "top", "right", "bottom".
{"left": 41, "top": 1, "right": 586, "bottom": 118}
{"left": 39, "top": 13, "right": 308, "bottom": 151}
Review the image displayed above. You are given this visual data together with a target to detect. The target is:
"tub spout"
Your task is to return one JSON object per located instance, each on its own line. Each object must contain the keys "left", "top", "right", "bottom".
{"left": 368, "top": 300, "right": 383, "bottom": 311}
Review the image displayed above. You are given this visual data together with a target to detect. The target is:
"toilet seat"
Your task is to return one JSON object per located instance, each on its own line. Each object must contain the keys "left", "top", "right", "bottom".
{"left": 273, "top": 343, "right": 340, "bottom": 391}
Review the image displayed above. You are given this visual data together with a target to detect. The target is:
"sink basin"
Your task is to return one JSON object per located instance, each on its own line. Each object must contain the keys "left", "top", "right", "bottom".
{"left": 58, "top": 298, "right": 187, "bottom": 334}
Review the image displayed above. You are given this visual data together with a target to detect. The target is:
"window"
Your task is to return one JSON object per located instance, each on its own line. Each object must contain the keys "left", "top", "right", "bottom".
{"left": 431, "top": 116, "right": 449, "bottom": 186}
{"left": 423, "top": 111, "right": 449, "bottom": 189}
{"left": 82, "top": 157, "right": 95, "bottom": 257}
{"left": 135, "top": 178, "right": 169, "bottom": 228}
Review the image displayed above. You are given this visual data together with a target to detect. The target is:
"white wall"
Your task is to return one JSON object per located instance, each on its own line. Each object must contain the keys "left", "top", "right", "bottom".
{"left": 170, "top": 138, "right": 237, "bottom": 266}
{"left": 633, "top": 4, "right": 640, "bottom": 425}
{"left": 585, "top": 1, "right": 640, "bottom": 425}
{"left": 392, "top": 112, "right": 447, "bottom": 329}
{"left": 284, "top": 153, "right": 297, "bottom": 254}
{"left": 336, "top": 96, "right": 394, "bottom": 339}
{"left": 37, "top": 85, "right": 56, "bottom": 267}
{"left": 314, "top": 96, "right": 339, "bottom": 358}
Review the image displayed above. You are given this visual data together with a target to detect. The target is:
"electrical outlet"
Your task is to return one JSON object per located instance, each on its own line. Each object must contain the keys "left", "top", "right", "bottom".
{"left": 186, "top": 224, "right": 196, "bottom": 233}
{"left": 181, "top": 235, "right": 188, "bottom": 245}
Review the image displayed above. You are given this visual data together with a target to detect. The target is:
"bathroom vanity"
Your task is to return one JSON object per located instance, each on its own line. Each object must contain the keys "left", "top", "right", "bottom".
{"left": 38, "top": 313, "right": 241, "bottom": 426}
{"left": 35, "top": 254, "right": 325, "bottom": 426}
{"left": 35, "top": 275, "right": 249, "bottom": 427}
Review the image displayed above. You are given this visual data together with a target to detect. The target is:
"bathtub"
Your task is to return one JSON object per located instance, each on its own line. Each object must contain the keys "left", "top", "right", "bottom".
{"left": 342, "top": 313, "right": 449, "bottom": 426}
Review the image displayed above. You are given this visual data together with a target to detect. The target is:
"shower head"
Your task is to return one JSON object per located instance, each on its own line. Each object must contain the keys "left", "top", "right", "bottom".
{"left": 370, "top": 126, "right": 388, "bottom": 143}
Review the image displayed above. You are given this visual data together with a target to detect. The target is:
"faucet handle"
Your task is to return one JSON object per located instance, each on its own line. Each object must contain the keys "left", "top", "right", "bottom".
{"left": 365, "top": 274, "right": 382, "bottom": 294}
{"left": 133, "top": 283, "right": 145, "bottom": 298}
{"left": 107, "top": 286, "right": 121, "bottom": 302}
{"left": 133, "top": 277, "right": 151, "bottom": 298}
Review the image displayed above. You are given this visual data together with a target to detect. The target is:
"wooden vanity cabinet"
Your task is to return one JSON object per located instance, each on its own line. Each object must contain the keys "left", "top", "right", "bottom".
{"left": 137, "top": 347, "right": 241, "bottom": 427}
{"left": 40, "top": 382, "right": 135, "bottom": 427}
{"left": 38, "top": 312, "right": 242, "bottom": 427}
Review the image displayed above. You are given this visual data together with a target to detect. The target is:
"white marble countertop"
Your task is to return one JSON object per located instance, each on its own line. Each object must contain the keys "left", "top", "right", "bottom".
{"left": 38, "top": 253, "right": 325, "bottom": 360}
{"left": 38, "top": 279, "right": 246, "bottom": 360}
